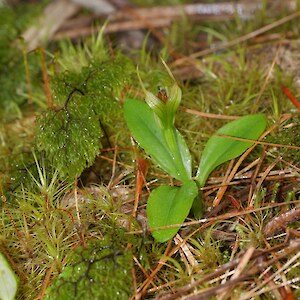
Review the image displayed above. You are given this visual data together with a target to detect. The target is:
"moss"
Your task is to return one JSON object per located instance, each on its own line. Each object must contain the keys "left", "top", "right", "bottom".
{"left": 0, "top": 158, "right": 143, "bottom": 299}
{"left": 45, "top": 233, "right": 133, "bottom": 300}
{"left": 36, "top": 56, "right": 134, "bottom": 179}
{"left": 266, "top": 115, "right": 300, "bottom": 166}
{"left": 1, "top": 2, "right": 300, "bottom": 299}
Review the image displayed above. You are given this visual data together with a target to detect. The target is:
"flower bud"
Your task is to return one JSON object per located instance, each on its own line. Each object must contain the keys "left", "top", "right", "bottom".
{"left": 144, "top": 90, "right": 165, "bottom": 120}
{"left": 167, "top": 84, "right": 182, "bottom": 116}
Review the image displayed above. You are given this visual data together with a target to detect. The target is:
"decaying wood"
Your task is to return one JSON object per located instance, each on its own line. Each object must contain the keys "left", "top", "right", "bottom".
{"left": 112, "top": 2, "right": 263, "bottom": 21}
{"left": 72, "top": 0, "right": 115, "bottom": 15}
{"left": 174, "top": 234, "right": 199, "bottom": 273}
{"left": 22, "top": 0, "right": 81, "bottom": 51}
{"left": 53, "top": 18, "right": 171, "bottom": 40}
{"left": 21, "top": 0, "right": 299, "bottom": 50}
{"left": 53, "top": 0, "right": 297, "bottom": 41}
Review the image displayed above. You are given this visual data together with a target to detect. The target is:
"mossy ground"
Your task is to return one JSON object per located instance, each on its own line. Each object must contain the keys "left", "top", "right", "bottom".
{"left": 1, "top": 1, "right": 300, "bottom": 299}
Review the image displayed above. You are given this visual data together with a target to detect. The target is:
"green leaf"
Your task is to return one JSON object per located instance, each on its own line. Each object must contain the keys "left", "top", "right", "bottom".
{"left": 0, "top": 253, "right": 18, "bottom": 300}
{"left": 191, "top": 193, "right": 204, "bottom": 220}
{"left": 196, "top": 114, "right": 267, "bottom": 187}
{"left": 124, "top": 98, "right": 191, "bottom": 181}
{"left": 147, "top": 180, "right": 198, "bottom": 242}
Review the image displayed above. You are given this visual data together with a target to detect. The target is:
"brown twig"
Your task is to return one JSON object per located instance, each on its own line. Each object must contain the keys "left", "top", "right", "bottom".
{"left": 173, "top": 10, "right": 300, "bottom": 66}
{"left": 264, "top": 207, "right": 300, "bottom": 237}
{"left": 53, "top": 18, "right": 172, "bottom": 40}
{"left": 127, "top": 200, "right": 300, "bottom": 237}
{"left": 38, "top": 47, "right": 53, "bottom": 107}
{"left": 248, "top": 155, "right": 278, "bottom": 209}
{"left": 22, "top": 0, "right": 80, "bottom": 50}
{"left": 247, "top": 147, "right": 266, "bottom": 208}
{"left": 163, "top": 239, "right": 300, "bottom": 300}
{"left": 180, "top": 106, "right": 240, "bottom": 120}
{"left": 37, "top": 259, "right": 56, "bottom": 300}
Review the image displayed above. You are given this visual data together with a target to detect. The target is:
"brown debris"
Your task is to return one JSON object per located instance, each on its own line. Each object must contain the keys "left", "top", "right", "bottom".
{"left": 22, "top": 0, "right": 81, "bottom": 51}
{"left": 264, "top": 207, "right": 300, "bottom": 237}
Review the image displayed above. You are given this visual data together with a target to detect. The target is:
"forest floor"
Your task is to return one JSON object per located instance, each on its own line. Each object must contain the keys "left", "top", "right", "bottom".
{"left": 1, "top": 0, "right": 300, "bottom": 299}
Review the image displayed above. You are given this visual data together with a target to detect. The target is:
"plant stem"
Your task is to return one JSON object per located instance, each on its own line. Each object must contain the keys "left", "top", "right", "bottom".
{"left": 163, "top": 126, "right": 190, "bottom": 182}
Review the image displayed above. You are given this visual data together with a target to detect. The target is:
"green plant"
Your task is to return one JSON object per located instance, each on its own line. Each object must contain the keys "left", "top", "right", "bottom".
{"left": 45, "top": 233, "right": 133, "bottom": 300}
{"left": 0, "top": 252, "right": 18, "bottom": 300}
{"left": 124, "top": 62, "right": 267, "bottom": 242}
{"left": 36, "top": 56, "right": 133, "bottom": 180}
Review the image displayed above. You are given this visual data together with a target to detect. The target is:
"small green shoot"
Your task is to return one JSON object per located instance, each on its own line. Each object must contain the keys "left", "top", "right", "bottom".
{"left": 124, "top": 63, "right": 267, "bottom": 242}
{"left": 124, "top": 99, "right": 191, "bottom": 182}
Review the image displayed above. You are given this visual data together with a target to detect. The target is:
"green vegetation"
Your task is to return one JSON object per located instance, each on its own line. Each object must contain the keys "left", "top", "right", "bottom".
{"left": 37, "top": 56, "right": 133, "bottom": 179}
{"left": 1, "top": 1, "right": 300, "bottom": 299}
{"left": 45, "top": 232, "right": 134, "bottom": 300}
{"left": 125, "top": 68, "right": 266, "bottom": 241}
{"left": 0, "top": 2, "right": 46, "bottom": 119}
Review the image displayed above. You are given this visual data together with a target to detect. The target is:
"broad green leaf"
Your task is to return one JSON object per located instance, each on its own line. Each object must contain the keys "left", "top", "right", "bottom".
{"left": 196, "top": 114, "right": 267, "bottom": 187}
{"left": 124, "top": 98, "right": 191, "bottom": 181}
{"left": 147, "top": 180, "right": 198, "bottom": 242}
{"left": 0, "top": 253, "right": 18, "bottom": 300}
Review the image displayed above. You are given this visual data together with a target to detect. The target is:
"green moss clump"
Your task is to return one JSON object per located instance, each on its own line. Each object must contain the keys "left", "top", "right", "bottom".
{"left": 266, "top": 116, "right": 300, "bottom": 165}
{"left": 45, "top": 234, "right": 133, "bottom": 300}
{"left": 36, "top": 57, "right": 133, "bottom": 179}
{"left": 36, "top": 105, "right": 101, "bottom": 180}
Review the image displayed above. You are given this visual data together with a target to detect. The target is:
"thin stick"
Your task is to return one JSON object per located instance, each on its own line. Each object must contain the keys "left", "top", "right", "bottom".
{"left": 180, "top": 106, "right": 240, "bottom": 120}
{"left": 213, "top": 159, "right": 235, "bottom": 206}
{"left": 74, "top": 178, "right": 81, "bottom": 226}
{"left": 132, "top": 158, "right": 148, "bottom": 219}
{"left": 214, "top": 133, "right": 300, "bottom": 151}
{"left": 136, "top": 240, "right": 172, "bottom": 297}
{"left": 251, "top": 42, "right": 282, "bottom": 113}
{"left": 240, "top": 251, "right": 300, "bottom": 300}
{"left": 127, "top": 200, "right": 300, "bottom": 235}
{"left": 38, "top": 47, "right": 53, "bottom": 107}
{"left": 247, "top": 147, "right": 266, "bottom": 208}
{"left": 218, "top": 247, "right": 255, "bottom": 300}
{"left": 281, "top": 85, "right": 300, "bottom": 111}
{"left": 107, "top": 145, "right": 118, "bottom": 189}
{"left": 213, "top": 145, "right": 254, "bottom": 207}
{"left": 212, "top": 114, "right": 292, "bottom": 206}
{"left": 173, "top": 10, "right": 300, "bottom": 65}
{"left": 248, "top": 157, "right": 279, "bottom": 208}
{"left": 37, "top": 259, "right": 55, "bottom": 300}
